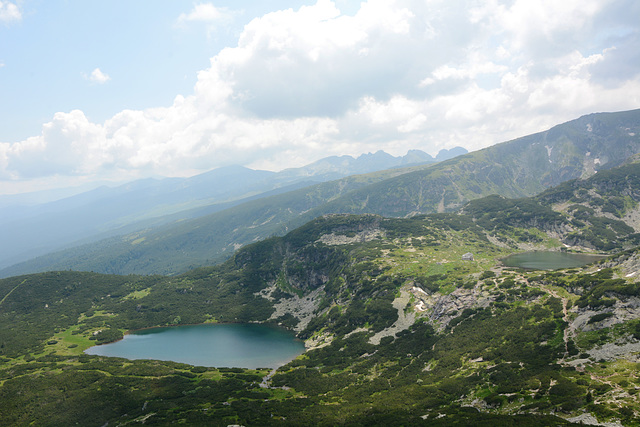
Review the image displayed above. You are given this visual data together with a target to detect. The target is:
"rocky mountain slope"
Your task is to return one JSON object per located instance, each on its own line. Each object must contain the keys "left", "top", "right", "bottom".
{"left": 0, "top": 165, "right": 426, "bottom": 277}
{"left": 4, "top": 109, "right": 638, "bottom": 278}
{"left": 0, "top": 149, "right": 449, "bottom": 271}
{"left": 306, "top": 109, "right": 640, "bottom": 218}
{"left": 2, "top": 159, "right": 640, "bottom": 424}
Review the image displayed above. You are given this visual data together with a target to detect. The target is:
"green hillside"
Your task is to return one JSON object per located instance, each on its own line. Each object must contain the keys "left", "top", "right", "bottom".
{"left": 4, "top": 109, "right": 639, "bottom": 278}
{"left": 2, "top": 161, "right": 640, "bottom": 425}
{"left": 306, "top": 109, "right": 640, "bottom": 218}
{"left": 0, "top": 150, "right": 446, "bottom": 271}
{"left": 0, "top": 164, "right": 423, "bottom": 277}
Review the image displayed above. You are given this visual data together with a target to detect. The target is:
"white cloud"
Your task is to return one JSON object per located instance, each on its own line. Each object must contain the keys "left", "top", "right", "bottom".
{"left": 177, "top": 3, "right": 229, "bottom": 24}
{"left": 86, "top": 68, "right": 111, "bottom": 84}
{"left": 220, "top": 0, "right": 418, "bottom": 118}
{"left": 1, "top": 111, "right": 106, "bottom": 179}
{"left": 176, "top": 2, "right": 233, "bottom": 37}
{"left": 0, "top": 1, "right": 20, "bottom": 23}
{"left": 421, "top": 55, "right": 508, "bottom": 85}
{"left": 2, "top": 0, "right": 640, "bottom": 193}
{"left": 471, "top": 0, "right": 607, "bottom": 54}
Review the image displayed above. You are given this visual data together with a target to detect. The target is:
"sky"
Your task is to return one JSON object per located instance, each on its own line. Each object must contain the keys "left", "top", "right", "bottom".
{"left": 1, "top": 0, "right": 639, "bottom": 195}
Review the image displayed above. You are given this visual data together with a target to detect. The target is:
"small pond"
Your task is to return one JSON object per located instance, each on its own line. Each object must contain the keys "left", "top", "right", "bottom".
{"left": 85, "top": 323, "right": 305, "bottom": 369}
{"left": 501, "top": 251, "right": 607, "bottom": 270}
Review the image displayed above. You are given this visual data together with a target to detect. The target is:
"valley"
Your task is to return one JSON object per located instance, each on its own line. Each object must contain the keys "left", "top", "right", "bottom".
{"left": 3, "top": 0, "right": 639, "bottom": 424}
{"left": 3, "top": 110, "right": 640, "bottom": 278}
{"left": 1, "top": 159, "right": 640, "bottom": 424}
{"left": 0, "top": 149, "right": 455, "bottom": 275}
{"left": 1, "top": 110, "right": 640, "bottom": 425}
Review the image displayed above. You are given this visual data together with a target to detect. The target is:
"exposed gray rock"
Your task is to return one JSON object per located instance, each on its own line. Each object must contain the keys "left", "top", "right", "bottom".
{"left": 600, "top": 249, "right": 640, "bottom": 279}
{"left": 585, "top": 340, "right": 640, "bottom": 362}
{"left": 572, "top": 297, "right": 640, "bottom": 333}
{"left": 410, "top": 285, "right": 494, "bottom": 331}
{"left": 256, "top": 284, "right": 325, "bottom": 332}
{"left": 369, "top": 286, "right": 416, "bottom": 345}
{"left": 566, "top": 412, "right": 624, "bottom": 427}
{"left": 317, "top": 229, "right": 383, "bottom": 246}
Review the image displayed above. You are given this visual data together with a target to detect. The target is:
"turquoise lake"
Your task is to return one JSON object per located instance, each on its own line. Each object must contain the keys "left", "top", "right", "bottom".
{"left": 501, "top": 251, "right": 607, "bottom": 270}
{"left": 85, "top": 323, "right": 305, "bottom": 369}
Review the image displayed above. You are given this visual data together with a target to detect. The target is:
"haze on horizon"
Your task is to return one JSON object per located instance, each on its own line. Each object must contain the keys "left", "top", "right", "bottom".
{"left": 1, "top": 0, "right": 639, "bottom": 195}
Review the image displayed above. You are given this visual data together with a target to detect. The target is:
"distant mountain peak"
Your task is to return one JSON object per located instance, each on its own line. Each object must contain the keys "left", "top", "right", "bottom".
{"left": 435, "top": 146, "right": 468, "bottom": 161}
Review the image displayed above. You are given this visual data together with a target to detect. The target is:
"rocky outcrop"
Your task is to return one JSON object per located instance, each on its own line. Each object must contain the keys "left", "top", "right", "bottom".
{"left": 566, "top": 413, "right": 625, "bottom": 427}
{"left": 369, "top": 286, "right": 415, "bottom": 344}
{"left": 412, "top": 285, "right": 495, "bottom": 331}
{"left": 256, "top": 284, "right": 325, "bottom": 332}
{"left": 572, "top": 297, "right": 640, "bottom": 333}
{"left": 585, "top": 340, "right": 640, "bottom": 363}
{"left": 317, "top": 229, "right": 383, "bottom": 246}
{"left": 600, "top": 251, "right": 640, "bottom": 279}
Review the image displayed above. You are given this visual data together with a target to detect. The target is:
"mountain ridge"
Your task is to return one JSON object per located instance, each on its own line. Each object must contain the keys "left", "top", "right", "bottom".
{"left": 0, "top": 148, "right": 449, "bottom": 271}
{"left": 3, "top": 159, "right": 640, "bottom": 424}
{"left": 3, "top": 109, "right": 639, "bottom": 277}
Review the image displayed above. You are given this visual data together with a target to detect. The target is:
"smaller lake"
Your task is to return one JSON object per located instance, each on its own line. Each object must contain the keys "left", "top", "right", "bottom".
{"left": 501, "top": 251, "right": 607, "bottom": 270}
{"left": 85, "top": 323, "right": 305, "bottom": 369}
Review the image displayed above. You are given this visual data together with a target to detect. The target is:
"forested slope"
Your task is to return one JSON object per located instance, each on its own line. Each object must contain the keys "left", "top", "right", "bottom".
{"left": 3, "top": 162, "right": 640, "bottom": 424}
{"left": 4, "top": 109, "right": 639, "bottom": 278}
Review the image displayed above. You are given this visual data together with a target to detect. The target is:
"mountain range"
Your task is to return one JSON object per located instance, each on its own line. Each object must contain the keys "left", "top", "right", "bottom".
{"left": 2, "top": 116, "right": 640, "bottom": 424}
{"left": 0, "top": 147, "right": 465, "bottom": 273}
{"left": 3, "top": 109, "right": 639, "bottom": 278}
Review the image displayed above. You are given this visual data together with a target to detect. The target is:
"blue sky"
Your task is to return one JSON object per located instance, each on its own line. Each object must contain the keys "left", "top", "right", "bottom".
{"left": 1, "top": 0, "right": 639, "bottom": 195}
{"left": 1, "top": 1, "right": 311, "bottom": 141}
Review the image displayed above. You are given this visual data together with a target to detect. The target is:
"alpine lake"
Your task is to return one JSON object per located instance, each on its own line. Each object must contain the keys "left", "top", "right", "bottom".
{"left": 85, "top": 323, "right": 306, "bottom": 369}
{"left": 500, "top": 251, "right": 607, "bottom": 270}
{"left": 85, "top": 252, "right": 606, "bottom": 368}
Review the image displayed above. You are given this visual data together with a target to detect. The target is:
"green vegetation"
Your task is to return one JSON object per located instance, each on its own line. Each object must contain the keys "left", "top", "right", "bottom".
{"left": 5, "top": 109, "right": 640, "bottom": 278}
{"left": 3, "top": 140, "right": 640, "bottom": 423}
{"left": 0, "top": 212, "right": 638, "bottom": 425}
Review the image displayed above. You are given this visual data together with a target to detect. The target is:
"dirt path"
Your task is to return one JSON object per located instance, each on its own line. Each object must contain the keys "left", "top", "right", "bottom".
{"left": 539, "top": 284, "right": 571, "bottom": 358}
{"left": 0, "top": 279, "right": 26, "bottom": 308}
